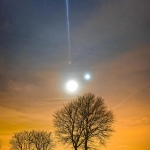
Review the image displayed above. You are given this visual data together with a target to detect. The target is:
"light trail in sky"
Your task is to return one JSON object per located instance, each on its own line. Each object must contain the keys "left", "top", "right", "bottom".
{"left": 113, "top": 82, "right": 150, "bottom": 110}
{"left": 65, "top": 0, "right": 71, "bottom": 63}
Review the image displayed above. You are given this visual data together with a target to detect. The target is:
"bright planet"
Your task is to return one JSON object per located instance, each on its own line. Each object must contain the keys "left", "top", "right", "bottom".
{"left": 66, "top": 80, "right": 78, "bottom": 92}
{"left": 84, "top": 74, "right": 91, "bottom": 80}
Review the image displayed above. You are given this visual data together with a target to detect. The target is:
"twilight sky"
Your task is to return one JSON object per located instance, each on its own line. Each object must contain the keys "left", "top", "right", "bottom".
{"left": 0, "top": 0, "right": 150, "bottom": 150}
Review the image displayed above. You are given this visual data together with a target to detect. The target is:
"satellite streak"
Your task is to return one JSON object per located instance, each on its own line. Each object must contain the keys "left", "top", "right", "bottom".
{"left": 66, "top": 0, "right": 71, "bottom": 63}
{"left": 112, "top": 82, "right": 150, "bottom": 110}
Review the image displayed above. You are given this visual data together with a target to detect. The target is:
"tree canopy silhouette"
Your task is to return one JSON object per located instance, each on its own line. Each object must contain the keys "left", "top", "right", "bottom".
{"left": 53, "top": 93, "right": 115, "bottom": 150}
{"left": 9, "top": 130, "right": 55, "bottom": 150}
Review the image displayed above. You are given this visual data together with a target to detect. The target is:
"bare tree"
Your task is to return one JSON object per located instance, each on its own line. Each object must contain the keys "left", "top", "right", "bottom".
{"left": 10, "top": 131, "right": 25, "bottom": 150}
{"left": 0, "top": 140, "right": 2, "bottom": 150}
{"left": 53, "top": 93, "right": 115, "bottom": 150}
{"left": 78, "top": 93, "right": 115, "bottom": 150}
{"left": 42, "top": 132, "right": 55, "bottom": 150}
{"left": 30, "top": 130, "right": 55, "bottom": 150}
{"left": 53, "top": 101, "right": 85, "bottom": 150}
{"left": 10, "top": 130, "right": 55, "bottom": 150}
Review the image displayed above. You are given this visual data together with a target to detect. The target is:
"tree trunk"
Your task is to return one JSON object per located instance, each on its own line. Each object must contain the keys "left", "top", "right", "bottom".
{"left": 84, "top": 139, "right": 88, "bottom": 150}
{"left": 74, "top": 144, "right": 78, "bottom": 150}
{"left": 74, "top": 147, "right": 78, "bottom": 150}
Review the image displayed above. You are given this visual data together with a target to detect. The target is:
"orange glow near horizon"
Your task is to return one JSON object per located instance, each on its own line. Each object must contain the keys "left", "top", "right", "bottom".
{"left": 0, "top": 0, "right": 150, "bottom": 148}
{"left": 0, "top": 46, "right": 150, "bottom": 150}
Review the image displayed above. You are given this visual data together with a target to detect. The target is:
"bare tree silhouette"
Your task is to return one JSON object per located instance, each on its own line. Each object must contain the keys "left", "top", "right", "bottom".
{"left": 29, "top": 130, "right": 55, "bottom": 150}
{"left": 53, "top": 93, "right": 115, "bottom": 150}
{"left": 10, "top": 130, "right": 55, "bottom": 150}
{"left": 53, "top": 100, "right": 85, "bottom": 150}
{"left": 10, "top": 131, "right": 25, "bottom": 150}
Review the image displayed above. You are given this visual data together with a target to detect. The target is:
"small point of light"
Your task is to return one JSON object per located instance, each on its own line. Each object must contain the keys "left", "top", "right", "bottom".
{"left": 84, "top": 74, "right": 91, "bottom": 80}
{"left": 66, "top": 80, "right": 78, "bottom": 92}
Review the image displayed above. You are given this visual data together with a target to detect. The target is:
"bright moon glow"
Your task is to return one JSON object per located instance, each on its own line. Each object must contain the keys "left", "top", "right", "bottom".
{"left": 84, "top": 74, "right": 91, "bottom": 80}
{"left": 66, "top": 80, "right": 78, "bottom": 92}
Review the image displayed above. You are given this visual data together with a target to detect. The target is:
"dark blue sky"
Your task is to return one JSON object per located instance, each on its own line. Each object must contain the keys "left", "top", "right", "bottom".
{"left": 1, "top": 0, "right": 149, "bottom": 70}
{"left": 0, "top": 0, "right": 102, "bottom": 66}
